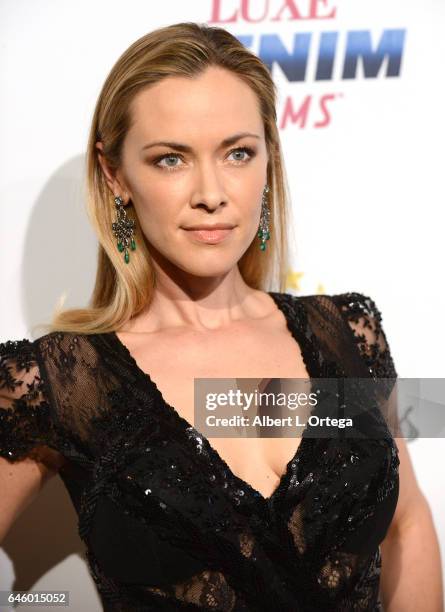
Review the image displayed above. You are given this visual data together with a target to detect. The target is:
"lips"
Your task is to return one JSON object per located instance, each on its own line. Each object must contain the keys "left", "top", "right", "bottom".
{"left": 182, "top": 227, "right": 234, "bottom": 244}
{"left": 183, "top": 224, "right": 235, "bottom": 230}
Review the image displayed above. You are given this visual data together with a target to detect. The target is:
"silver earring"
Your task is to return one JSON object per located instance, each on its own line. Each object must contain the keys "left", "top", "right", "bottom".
{"left": 257, "top": 185, "right": 270, "bottom": 251}
{"left": 112, "top": 196, "right": 136, "bottom": 264}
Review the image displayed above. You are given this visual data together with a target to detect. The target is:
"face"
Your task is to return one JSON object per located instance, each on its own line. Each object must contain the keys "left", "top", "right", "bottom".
{"left": 97, "top": 65, "right": 269, "bottom": 279}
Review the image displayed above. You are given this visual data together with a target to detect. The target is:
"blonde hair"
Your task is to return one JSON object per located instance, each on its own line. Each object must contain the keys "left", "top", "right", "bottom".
{"left": 35, "top": 22, "right": 293, "bottom": 336}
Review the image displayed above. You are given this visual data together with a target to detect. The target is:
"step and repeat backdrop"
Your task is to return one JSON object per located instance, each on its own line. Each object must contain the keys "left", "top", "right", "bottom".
{"left": 1, "top": 1, "right": 444, "bottom": 609}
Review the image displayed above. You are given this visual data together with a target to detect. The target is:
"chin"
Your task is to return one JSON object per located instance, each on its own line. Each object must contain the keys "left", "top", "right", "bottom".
{"left": 174, "top": 254, "right": 241, "bottom": 278}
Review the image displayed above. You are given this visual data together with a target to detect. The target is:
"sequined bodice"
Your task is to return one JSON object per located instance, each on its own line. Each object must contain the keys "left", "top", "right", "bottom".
{"left": 0, "top": 292, "right": 400, "bottom": 611}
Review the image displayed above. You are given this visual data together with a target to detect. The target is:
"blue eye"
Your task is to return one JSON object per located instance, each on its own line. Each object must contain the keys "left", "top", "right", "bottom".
{"left": 227, "top": 147, "right": 255, "bottom": 163}
{"left": 153, "top": 146, "right": 256, "bottom": 172}
{"left": 156, "top": 154, "right": 182, "bottom": 169}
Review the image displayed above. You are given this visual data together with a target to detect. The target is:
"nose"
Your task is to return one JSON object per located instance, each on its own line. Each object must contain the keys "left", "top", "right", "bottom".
{"left": 190, "top": 161, "right": 227, "bottom": 211}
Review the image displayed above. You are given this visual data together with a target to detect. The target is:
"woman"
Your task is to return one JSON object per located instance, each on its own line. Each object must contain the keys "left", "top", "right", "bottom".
{"left": 0, "top": 22, "right": 442, "bottom": 612}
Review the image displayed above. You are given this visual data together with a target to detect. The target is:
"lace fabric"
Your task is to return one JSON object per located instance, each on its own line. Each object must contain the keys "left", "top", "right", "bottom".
{"left": 0, "top": 292, "right": 400, "bottom": 611}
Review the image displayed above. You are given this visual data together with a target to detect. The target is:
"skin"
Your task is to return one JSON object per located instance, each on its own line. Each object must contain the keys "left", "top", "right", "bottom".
{"left": 379, "top": 436, "right": 443, "bottom": 611}
{"left": 97, "top": 64, "right": 270, "bottom": 330}
{"left": 95, "top": 65, "right": 443, "bottom": 609}
{"left": 96, "top": 64, "right": 307, "bottom": 501}
{"left": 2, "top": 66, "right": 440, "bottom": 609}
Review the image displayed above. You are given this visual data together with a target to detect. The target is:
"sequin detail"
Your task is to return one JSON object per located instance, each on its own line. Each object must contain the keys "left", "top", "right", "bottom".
{"left": 0, "top": 291, "right": 400, "bottom": 611}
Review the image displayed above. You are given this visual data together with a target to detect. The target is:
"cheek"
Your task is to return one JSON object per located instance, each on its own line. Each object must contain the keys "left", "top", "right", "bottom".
{"left": 131, "top": 197, "right": 183, "bottom": 250}
{"left": 135, "top": 204, "right": 173, "bottom": 240}
{"left": 128, "top": 180, "right": 178, "bottom": 229}
{"left": 129, "top": 175, "right": 263, "bottom": 246}
{"left": 244, "top": 192, "right": 262, "bottom": 223}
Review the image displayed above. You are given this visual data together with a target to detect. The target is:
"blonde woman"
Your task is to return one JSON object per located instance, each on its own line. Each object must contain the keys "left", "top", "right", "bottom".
{"left": 0, "top": 22, "right": 442, "bottom": 612}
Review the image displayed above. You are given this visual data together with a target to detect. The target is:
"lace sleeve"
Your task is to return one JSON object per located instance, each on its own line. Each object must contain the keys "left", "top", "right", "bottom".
{"left": 332, "top": 291, "right": 402, "bottom": 438}
{"left": 0, "top": 338, "right": 62, "bottom": 465}
{"left": 331, "top": 292, "right": 397, "bottom": 378}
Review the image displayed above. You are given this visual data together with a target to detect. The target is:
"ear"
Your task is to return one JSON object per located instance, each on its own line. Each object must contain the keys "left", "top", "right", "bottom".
{"left": 95, "top": 141, "right": 130, "bottom": 203}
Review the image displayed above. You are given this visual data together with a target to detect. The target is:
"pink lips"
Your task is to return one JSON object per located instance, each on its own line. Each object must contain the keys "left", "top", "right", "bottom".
{"left": 183, "top": 228, "right": 234, "bottom": 244}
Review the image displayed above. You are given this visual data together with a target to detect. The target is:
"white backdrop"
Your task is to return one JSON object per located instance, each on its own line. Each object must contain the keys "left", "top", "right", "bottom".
{"left": 1, "top": 1, "right": 444, "bottom": 609}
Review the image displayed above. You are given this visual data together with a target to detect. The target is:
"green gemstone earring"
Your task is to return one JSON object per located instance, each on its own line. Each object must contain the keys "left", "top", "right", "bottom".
{"left": 257, "top": 185, "right": 270, "bottom": 251}
{"left": 112, "top": 195, "right": 136, "bottom": 264}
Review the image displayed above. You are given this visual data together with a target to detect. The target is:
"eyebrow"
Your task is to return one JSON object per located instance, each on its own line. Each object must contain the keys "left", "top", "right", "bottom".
{"left": 141, "top": 132, "right": 260, "bottom": 153}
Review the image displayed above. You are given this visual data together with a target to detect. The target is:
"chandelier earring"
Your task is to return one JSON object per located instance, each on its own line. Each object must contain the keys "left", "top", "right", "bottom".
{"left": 257, "top": 185, "right": 271, "bottom": 251}
{"left": 112, "top": 195, "right": 136, "bottom": 264}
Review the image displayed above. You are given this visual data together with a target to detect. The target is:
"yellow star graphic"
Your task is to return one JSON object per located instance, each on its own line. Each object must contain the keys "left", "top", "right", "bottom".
{"left": 285, "top": 270, "right": 304, "bottom": 291}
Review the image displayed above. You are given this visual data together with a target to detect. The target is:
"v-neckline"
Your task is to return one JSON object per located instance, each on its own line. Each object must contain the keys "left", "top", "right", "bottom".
{"left": 104, "top": 291, "right": 319, "bottom": 505}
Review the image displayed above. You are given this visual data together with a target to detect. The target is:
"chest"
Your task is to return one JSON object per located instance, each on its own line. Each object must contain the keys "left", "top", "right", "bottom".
{"left": 117, "top": 317, "right": 311, "bottom": 499}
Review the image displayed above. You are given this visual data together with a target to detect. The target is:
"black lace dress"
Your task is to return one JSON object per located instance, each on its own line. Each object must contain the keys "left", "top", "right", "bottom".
{"left": 0, "top": 292, "right": 400, "bottom": 611}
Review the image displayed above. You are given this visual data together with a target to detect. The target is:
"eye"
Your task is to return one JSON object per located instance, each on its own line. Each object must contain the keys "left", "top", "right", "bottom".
{"left": 154, "top": 153, "right": 184, "bottom": 171}
{"left": 227, "top": 146, "right": 255, "bottom": 164}
{"left": 152, "top": 146, "right": 256, "bottom": 172}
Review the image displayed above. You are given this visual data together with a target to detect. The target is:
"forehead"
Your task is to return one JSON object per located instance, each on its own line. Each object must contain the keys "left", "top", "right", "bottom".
{"left": 127, "top": 66, "right": 264, "bottom": 142}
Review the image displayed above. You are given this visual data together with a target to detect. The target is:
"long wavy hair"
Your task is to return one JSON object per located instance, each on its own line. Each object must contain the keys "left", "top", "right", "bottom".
{"left": 36, "top": 21, "right": 293, "bottom": 336}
